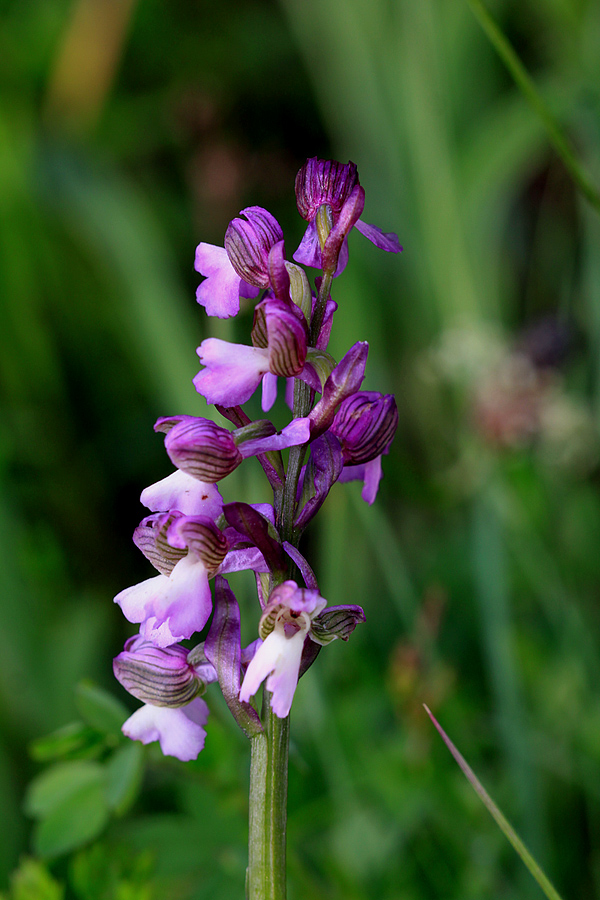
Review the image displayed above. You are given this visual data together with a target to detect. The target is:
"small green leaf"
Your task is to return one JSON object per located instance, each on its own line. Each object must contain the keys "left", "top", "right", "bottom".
{"left": 29, "top": 722, "right": 105, "bottom": 762}
{"left": 5, "top": 857, "right": 64, "bottom": 900}
{"left": 24, "top": 760, "right": 106, "bottom": 819}
{"left": 105, "top": 742, "right": 145, "bottom": 815}
{"left": 32, "top": 777, "right": 110, "bottom": 858}
{"left": 75, "top": 681, "right": 129, "bottom": 737}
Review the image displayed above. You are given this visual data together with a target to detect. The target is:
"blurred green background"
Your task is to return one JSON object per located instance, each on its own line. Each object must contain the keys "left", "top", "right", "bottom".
{"left": 2, "top": 0, "right": 600, "bottom": 897}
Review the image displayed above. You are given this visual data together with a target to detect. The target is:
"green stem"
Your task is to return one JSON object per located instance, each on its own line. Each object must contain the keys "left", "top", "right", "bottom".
{"left": 247, "top": 696, "right": 290, "bottom": 900}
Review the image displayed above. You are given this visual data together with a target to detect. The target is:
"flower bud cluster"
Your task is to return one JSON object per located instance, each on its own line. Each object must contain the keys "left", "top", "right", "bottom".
{"left": 113, "top": 158, "right": 401, "bottom": 760}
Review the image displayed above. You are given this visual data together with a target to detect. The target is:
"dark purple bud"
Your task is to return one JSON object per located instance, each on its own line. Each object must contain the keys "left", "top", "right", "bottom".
{"left": 295, "top": 433, "right": 344, "bottom": 530}
{"left": 331, "top": 392, "right": 398, "bottom": 464}
{"left": 156, "top": 415, "right": 242, "bottom": 483}
{"left": 113, "top": 637, "right": 213, "bottom": 707}
{"left": 295, "top": 158, "right": 360, "bottom": 222}
{"left": 310, "top": 604, "right": 366, "bottom": 644}
{"left": 309, "top": 342, "right": 368, "bottom": 438}
{"left": 167, "top": 515, "right": 228, "bottom": 575}
{"left": 224, "top": 206, "right": 284, "bottom": 288}
{"left": 133, "top": 511, "right": 186, "bottom": 575}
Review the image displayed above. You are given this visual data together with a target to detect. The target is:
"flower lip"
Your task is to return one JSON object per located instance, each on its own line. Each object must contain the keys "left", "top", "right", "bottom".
{"left": 295, "top": 158, "right": 359, "bottom": 222}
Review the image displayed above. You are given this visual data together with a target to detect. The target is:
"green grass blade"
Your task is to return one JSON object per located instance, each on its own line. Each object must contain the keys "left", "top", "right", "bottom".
{"left": 467, "top": 0, "right": 600, "bottom": 214}
{"left": 424, "top": 704, "right": 565, "bottom": 900}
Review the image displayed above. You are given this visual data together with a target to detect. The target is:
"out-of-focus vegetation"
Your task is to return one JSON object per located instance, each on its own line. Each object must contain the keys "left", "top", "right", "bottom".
{"left": 1, "top": 0, "right": 600, "bottom": 897}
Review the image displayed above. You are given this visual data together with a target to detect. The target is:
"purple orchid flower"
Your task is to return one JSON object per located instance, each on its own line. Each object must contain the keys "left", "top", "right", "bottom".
{"left": 154, "top": 414, "right": 311, "bottom": 482}
{"left": 293, "top": 157, "right": 401, "bottom": 275}
{"left": 195, "top": 207, "right": 285, "bottom": 318}
{"left": 115, "top": 514, "right": 269, "bottom": 648}
{"left": 239, "top": 581, "right": 327, "bottom": 717}
{"left": 193, "top": 297, "right": 310, "bottom": 406}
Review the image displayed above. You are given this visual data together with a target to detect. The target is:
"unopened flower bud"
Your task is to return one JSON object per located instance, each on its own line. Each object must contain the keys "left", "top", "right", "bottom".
{"left": 295, "top": 158, "right": 359, "bottom": 222}
{"left": 331, "top": 392, "right": 398, "bottom": 464}
{"left": 309, "top": 342, "right": 368, "bottom": 438}
{"left": 113, "top": 637, "right": 214, "bottom": 707}
{"left": 224, "top": 207, "right": 283, "bottom": 288}
{"left": 156, "top": 415, "right": 242, "bottom": 482}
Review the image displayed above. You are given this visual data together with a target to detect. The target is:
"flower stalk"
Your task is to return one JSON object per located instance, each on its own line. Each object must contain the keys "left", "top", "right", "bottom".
{"left": 248, "top": 697, "right": 289, "bottom": 900}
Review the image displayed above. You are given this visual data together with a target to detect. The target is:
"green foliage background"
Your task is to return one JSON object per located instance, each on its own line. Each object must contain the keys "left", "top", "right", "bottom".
{"left": 1, "top": 0, "right": 600, "bottom": 896}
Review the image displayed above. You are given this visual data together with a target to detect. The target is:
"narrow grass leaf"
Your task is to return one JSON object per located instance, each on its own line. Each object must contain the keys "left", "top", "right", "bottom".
{"left": 424, "top": 704, "right": 565, "bottom": 900}
{"left": 467, "top": 0, "right": 600, "bottom": 214}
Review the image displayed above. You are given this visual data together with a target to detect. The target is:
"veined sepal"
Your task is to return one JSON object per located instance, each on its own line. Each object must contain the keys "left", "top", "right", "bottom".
{"left": 156, "top": 415, "right": 243, "bottom": 483}
{"left": 310, "top": 604, "right": 366, "bottom": 645}
{"left": 133, "top": 511, "right": 186, "bottom": 575}
{"left": 167, "top": 516, "right": 228, "bottom": 576}
{"left": 113, "top": 637, "right": 216, "bottom": 708}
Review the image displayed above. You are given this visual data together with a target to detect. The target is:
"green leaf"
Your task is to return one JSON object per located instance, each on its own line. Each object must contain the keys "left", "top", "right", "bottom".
{"left": 105, "top": 742, "right": 145, "bottom": 815}
{"left": 29, "top": 722, "right": 105, "bottom": 762}
{"left": 75, "top": 681, "right": 129, "bottom": 737}
{"left": 24, "top": 760, "right": 106, "bottom": 819}
{"left": 4, "top": 858, "right": 64, "bottom": 900}
{"left": 32, "top": 776, "right": 110, "bottom": 859}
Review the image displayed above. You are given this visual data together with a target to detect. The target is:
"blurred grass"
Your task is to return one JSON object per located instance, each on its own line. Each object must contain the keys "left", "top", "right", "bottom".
{"left": 1, "top": 0, "right": 600, "bottom": 897}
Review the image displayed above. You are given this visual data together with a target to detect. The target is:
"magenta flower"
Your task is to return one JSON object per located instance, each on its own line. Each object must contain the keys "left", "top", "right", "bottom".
{"left": 113, "top": 635, "right": 217, "bottom": 707}
{"left": 293, "top": 157, "right": 401, "bottom": 275}
{"left": 330, "top": 391, "right": 398, "bottom": 464}
{"left": 115, "top": 514, "right": 269, "bottom": 648}
{"left": 193, "top": 297, "right": 309, "bottom": 406}
{"left": 155, "top": 414, "right": 312, "bottom": 482}
{"left": 239, "top": 581, "right": 327, "bottom": 717}
{"left": 195, "top": 207, "right": 285, "bottom": 318}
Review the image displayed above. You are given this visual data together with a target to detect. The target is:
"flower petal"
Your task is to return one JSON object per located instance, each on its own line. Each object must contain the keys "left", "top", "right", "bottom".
{"left": 355, "top": 219, "right": 402, "bottom": 253}
{"left": 195, "top": 243, "right": 259, "bottom": 318}
{"left": 141, "top": 470, "right": 223, "bottom": 518}
{"left": 338, "top": 455, "right": 383, "bottom": 504}
{"left": 261, "top": 373, "right": 278, "bottom": 411}
{"left": 194, "top": 339, "right": 270, "bottom": 406}
{"left": 293, "top": 220, "right": 321, "bottom": 269}
{"left": 116, "top": 555, "right": 213, "bottom": 647}
{"left": 122, "top": 698, "right": 209, "bottom": 760}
